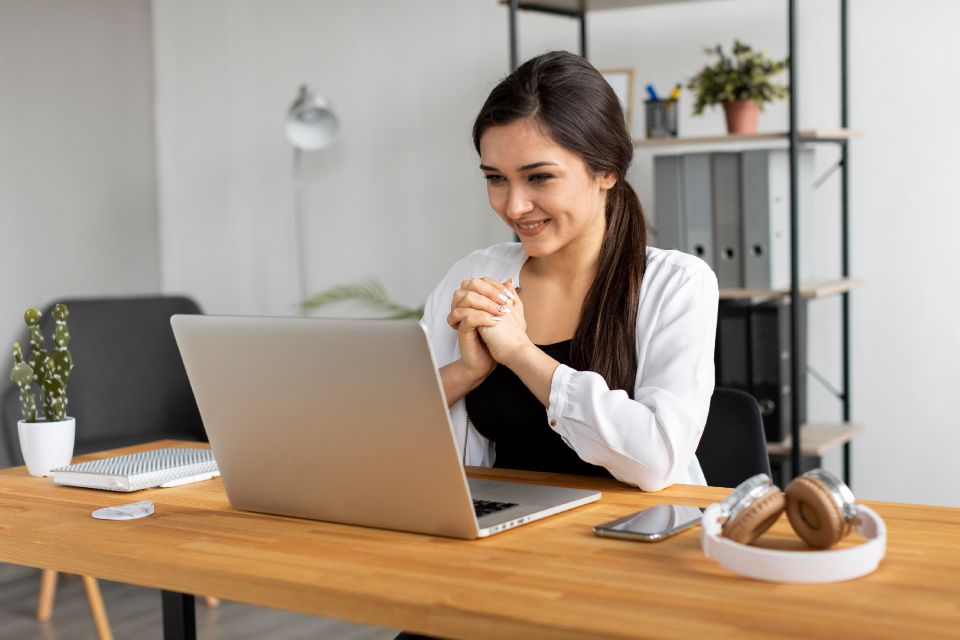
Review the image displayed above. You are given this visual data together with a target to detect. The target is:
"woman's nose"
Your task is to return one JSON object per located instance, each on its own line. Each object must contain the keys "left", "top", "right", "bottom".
{"left": 505, "top": 186, "right": 534, "bottom": 219}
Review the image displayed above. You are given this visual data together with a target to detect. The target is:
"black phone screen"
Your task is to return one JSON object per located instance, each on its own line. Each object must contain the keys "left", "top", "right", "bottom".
{"left": 593, "top": 504, "right": 704, "bottom": 541}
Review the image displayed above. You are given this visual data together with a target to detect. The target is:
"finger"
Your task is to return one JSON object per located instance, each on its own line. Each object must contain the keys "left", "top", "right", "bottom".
{"left": 502, "top": 278, "right": 521, "bottom": 308}
{"left": 452, "top": 290, "right": 510, "bottom": 316}
{"left": 480, "top": 276, "right": 516, "bottom": 303}
{"left": 450, "top": 289, "right": 469, "bottom": 313}
{"left": 451, "top": 287, "right": 510, "bottom": 316}
{"left": 447, "top": 306, "right": 471, "bottom": 329}
{"left": 499, "top": 277, "right": 519, "bottom": 301}
{"left": 458, "top": 310, "right": 502, "bottom": 335}
{"left": 448, "top": 307, "right": 501, "bottom": 330}
{"left": 447, "top": 305, "right": 472, "bottom": 329}
{"left": 463, "top": 277, "right": 514, "bottom": 306}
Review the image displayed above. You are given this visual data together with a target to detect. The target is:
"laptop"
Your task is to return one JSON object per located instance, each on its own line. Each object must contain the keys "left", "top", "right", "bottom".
{"left": 171, "top": 315, "right": 600, "bottom": 538}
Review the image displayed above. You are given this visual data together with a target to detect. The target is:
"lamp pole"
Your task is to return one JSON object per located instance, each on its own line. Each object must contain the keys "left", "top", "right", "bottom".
{"left": 285, "top": 84, "right": 338, "bottom": 315}
{"left": 292, "top": 147, "right": 308, "bottom": 313}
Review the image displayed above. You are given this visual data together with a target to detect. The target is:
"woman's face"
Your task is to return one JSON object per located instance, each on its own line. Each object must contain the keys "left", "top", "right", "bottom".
{"left": 479, "top": 119, "right": 616, "bottom": 260}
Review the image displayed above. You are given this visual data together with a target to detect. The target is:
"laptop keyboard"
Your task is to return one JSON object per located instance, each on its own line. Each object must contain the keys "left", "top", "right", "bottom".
{"left": 473, "top": 499, "right": 518, "bottom": 519}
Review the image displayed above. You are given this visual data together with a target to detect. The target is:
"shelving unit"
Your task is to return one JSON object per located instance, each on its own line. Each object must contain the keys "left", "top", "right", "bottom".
{"left": 500, "top": 0, "right": 858, "bottom": 485}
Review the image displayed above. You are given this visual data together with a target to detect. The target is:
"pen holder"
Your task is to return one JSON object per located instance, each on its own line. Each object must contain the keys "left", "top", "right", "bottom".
{"left": 645, "top": 99, "right": 679, "bottom": 139}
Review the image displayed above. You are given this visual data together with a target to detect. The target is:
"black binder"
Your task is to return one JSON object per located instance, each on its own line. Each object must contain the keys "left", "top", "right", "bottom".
{"left": 715, "top": 300, "right": 752, "bottom": 392}
{"left": 749, "top": 299, "right": 807, "bottom": 443}
{"left": 715, "top": 299, "right": 807, "bottom": 443}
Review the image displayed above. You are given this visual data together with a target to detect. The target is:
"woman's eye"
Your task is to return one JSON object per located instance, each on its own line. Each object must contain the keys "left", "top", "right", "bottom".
{"left": 484, "top": 175, "right": 506, "bottom": 185}
{"left": 529, "top": 173, "right": 553, "bottom": 184}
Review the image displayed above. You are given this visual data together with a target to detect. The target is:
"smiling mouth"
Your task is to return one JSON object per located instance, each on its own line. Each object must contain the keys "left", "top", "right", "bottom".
{"left": 516, "top": 220, "right": 549, "bottom": 231}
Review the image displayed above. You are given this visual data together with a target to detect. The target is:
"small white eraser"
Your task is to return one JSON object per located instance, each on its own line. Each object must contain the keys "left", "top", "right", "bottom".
{"left": 92, "top": 500, "right": 155, "bottom": 520}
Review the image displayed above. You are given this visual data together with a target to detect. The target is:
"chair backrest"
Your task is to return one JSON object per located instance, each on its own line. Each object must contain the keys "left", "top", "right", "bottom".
{"left": 2, "top": 296, "right": 206, "bottom": 466}
{"left": 695, "top": 387, "right": 772, "bottom": 489}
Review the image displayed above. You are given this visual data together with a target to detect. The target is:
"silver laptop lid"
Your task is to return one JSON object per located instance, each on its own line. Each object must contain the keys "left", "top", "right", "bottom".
{"left": 171, "top": 315, "right": 480, "bottom": 538}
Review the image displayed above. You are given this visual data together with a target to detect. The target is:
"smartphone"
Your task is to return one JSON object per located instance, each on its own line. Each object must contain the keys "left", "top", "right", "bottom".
{"left": 593, "top": 504, "right": 704, "bottom": 542}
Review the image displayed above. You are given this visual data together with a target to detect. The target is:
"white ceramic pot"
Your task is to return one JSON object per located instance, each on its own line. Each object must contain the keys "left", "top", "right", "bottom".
{"left": 17, "top": 417, "right": 76, "bottom": 477}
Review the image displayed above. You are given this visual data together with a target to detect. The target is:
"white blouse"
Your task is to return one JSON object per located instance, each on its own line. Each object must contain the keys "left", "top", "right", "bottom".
{"left": 421, "top": 242, "right": 718, "bottom": 491}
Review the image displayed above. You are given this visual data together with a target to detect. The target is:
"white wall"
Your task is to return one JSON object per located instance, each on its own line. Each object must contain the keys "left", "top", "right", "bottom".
{"left": 153, "top": 0, "right": 959, "bottom": 506}
{"left": 0, "top": 0, "right": 160, "bottom": 466}
{"left": 152, "top": 0, "right": 514, "bottom": 317}
{"left": 844, "top": 0, "right": 960, "bottom": 507}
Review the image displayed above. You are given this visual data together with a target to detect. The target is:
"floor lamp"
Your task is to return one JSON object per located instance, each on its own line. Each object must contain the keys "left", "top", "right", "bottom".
{"left": 285, "top": 84, "right": 338, "bottom": 312}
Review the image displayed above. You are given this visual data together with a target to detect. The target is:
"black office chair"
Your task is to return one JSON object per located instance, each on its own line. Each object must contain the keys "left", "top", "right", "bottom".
{"left": 696, "top": 387, "right": 772, "bottom": 489}
{"left": 0, "top": 296, "right": 212, "bottom": 635}
{"left": 2, "top": 295, "right": 207, "bottom": 465}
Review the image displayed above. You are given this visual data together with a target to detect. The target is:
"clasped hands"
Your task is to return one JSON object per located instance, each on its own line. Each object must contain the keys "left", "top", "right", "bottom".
{"left": 446, "top": 276, "right": 534, "bottom": 384}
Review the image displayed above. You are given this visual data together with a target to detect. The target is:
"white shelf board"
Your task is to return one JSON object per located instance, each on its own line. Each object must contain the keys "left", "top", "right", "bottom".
{"left": 501, "top": 0, "right": 729, "bottom": 12}
{"left": 719, "top": 278, "right": 863, "bottom": 301}
{"left": 767, "top": 422, "right": 863, "bottom": 457}
{"left": 634, "top": 130, "right": 862, "bottom": 153}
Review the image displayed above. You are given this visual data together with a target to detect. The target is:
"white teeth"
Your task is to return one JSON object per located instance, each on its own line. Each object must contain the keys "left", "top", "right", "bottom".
{"left": 518, "top": 221, "right": 547, "bottom": 230}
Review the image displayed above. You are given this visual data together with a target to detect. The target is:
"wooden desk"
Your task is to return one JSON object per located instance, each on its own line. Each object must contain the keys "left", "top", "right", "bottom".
{"left": 1, "top": 440, "right": 958, "bottom": 639}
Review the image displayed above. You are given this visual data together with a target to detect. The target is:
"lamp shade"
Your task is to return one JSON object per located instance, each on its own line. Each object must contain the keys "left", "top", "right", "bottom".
{"left": 285, "top": 84, "right": 338, "bottom": 150}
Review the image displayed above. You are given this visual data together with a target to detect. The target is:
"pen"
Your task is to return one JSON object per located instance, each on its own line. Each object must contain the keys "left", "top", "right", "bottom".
{"left": 645, "top": 83, "right": 659, "bottom": 101}
{"left": 669, "top": 83, "right": 681, "bottom": 101}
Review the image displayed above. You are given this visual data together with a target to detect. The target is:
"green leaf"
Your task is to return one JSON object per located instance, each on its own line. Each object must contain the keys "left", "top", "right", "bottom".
{"left": 299, "top": 279, "right": 424, "bottom": 320}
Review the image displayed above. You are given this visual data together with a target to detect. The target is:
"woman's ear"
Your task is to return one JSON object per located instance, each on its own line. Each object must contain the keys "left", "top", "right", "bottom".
{"left": 598, "top": 171, "right": 618, "bottom": 191}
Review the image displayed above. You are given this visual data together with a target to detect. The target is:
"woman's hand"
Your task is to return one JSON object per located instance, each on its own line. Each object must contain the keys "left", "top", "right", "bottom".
{"left": 477, "top": 279, "right": 533, "bottom": 368}
{"left": 447, "top": 276, "right": 516, "bottom": 386}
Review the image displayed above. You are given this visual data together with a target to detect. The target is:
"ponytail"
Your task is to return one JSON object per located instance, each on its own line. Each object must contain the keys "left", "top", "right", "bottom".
{"left": 571, "top": 179, "right": 646, "bottom": 396}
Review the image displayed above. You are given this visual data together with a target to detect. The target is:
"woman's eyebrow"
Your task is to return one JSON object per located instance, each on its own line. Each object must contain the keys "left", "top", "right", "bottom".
{"left": 479, "top": 161, "right": 559, "bottom": 172}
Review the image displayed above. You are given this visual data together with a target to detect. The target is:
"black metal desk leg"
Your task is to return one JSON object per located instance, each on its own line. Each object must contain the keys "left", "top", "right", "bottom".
{"left": 161, "top": 591, "right": 196, "bottom": 640}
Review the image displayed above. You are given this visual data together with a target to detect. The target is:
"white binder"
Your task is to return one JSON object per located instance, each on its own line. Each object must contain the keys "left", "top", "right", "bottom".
{"left": 741, "top": 149, "right": 815, "bottom": 290}
{"left": 52, "top": 447, "right": 219, "bottom": 492}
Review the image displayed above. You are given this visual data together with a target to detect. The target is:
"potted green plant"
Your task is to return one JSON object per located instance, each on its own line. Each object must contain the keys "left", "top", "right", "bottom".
{"left": 9, "top": 304, "right": 75, "bottom": 476}
{"left": 687, "top": 40, "right": 788, "bottom": 134}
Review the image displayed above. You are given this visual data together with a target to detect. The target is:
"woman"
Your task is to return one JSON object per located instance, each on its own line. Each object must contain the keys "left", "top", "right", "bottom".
{"left": 422, "top": 50, "right": 718, "bottom": 491}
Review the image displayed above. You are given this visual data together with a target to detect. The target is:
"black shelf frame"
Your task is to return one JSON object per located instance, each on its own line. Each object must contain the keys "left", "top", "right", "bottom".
{"left": 503, "top": 0, "right": 853, "bottom": 485}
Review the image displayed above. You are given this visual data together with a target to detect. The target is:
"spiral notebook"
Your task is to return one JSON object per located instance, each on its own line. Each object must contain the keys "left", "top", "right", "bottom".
{"left": 52, "top": 448, "right": 219, "bottom": 492}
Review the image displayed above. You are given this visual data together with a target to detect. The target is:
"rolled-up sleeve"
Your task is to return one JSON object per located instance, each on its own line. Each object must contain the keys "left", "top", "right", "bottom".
{"left": 546, "top": 266, "right": 719, "bottom": 491}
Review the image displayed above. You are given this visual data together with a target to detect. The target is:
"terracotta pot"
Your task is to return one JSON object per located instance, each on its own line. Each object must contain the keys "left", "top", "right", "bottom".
{"left": 723, "top": 99, "right": 760, "bottom": 134}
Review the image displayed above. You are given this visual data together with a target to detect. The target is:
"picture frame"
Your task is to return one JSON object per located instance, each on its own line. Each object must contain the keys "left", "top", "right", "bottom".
{"left": 600, "top": 68, "right": 636, "bottom": 134}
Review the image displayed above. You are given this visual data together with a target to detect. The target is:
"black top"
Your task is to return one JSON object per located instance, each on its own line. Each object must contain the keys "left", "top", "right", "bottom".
{"left": 465, "top": 340, "right": 612, "bottom": 477}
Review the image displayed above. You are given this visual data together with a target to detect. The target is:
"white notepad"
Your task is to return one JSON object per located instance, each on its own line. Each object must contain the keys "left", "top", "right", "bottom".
{"left": 52, "top": 448, "right": 219, "bottom": 492}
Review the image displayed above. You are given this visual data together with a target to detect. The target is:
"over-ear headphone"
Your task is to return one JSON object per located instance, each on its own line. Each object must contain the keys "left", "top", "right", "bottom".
{"left": 701, "top": 469, "right": 887, "bottom": 583}
{"left": 723, "top": 469, "right": 857, "bottom": 549}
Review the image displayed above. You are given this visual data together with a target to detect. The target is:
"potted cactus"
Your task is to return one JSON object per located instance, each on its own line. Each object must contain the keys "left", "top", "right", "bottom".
{"left": 9, "top": 304, "right": 75, "bottom": 476}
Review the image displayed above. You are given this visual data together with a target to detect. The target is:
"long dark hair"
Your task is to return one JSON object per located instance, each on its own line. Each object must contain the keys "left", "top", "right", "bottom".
{"left": 472, "top": 51, "right": 647, "bottom": 397}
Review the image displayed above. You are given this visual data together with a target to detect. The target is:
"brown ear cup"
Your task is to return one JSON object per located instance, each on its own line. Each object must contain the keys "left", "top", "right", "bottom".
{"left": 723, "top": 488, "right": 786, "bottom": 545}
{"left": 784, "top": 476, "right": 850, "bottom": 549}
